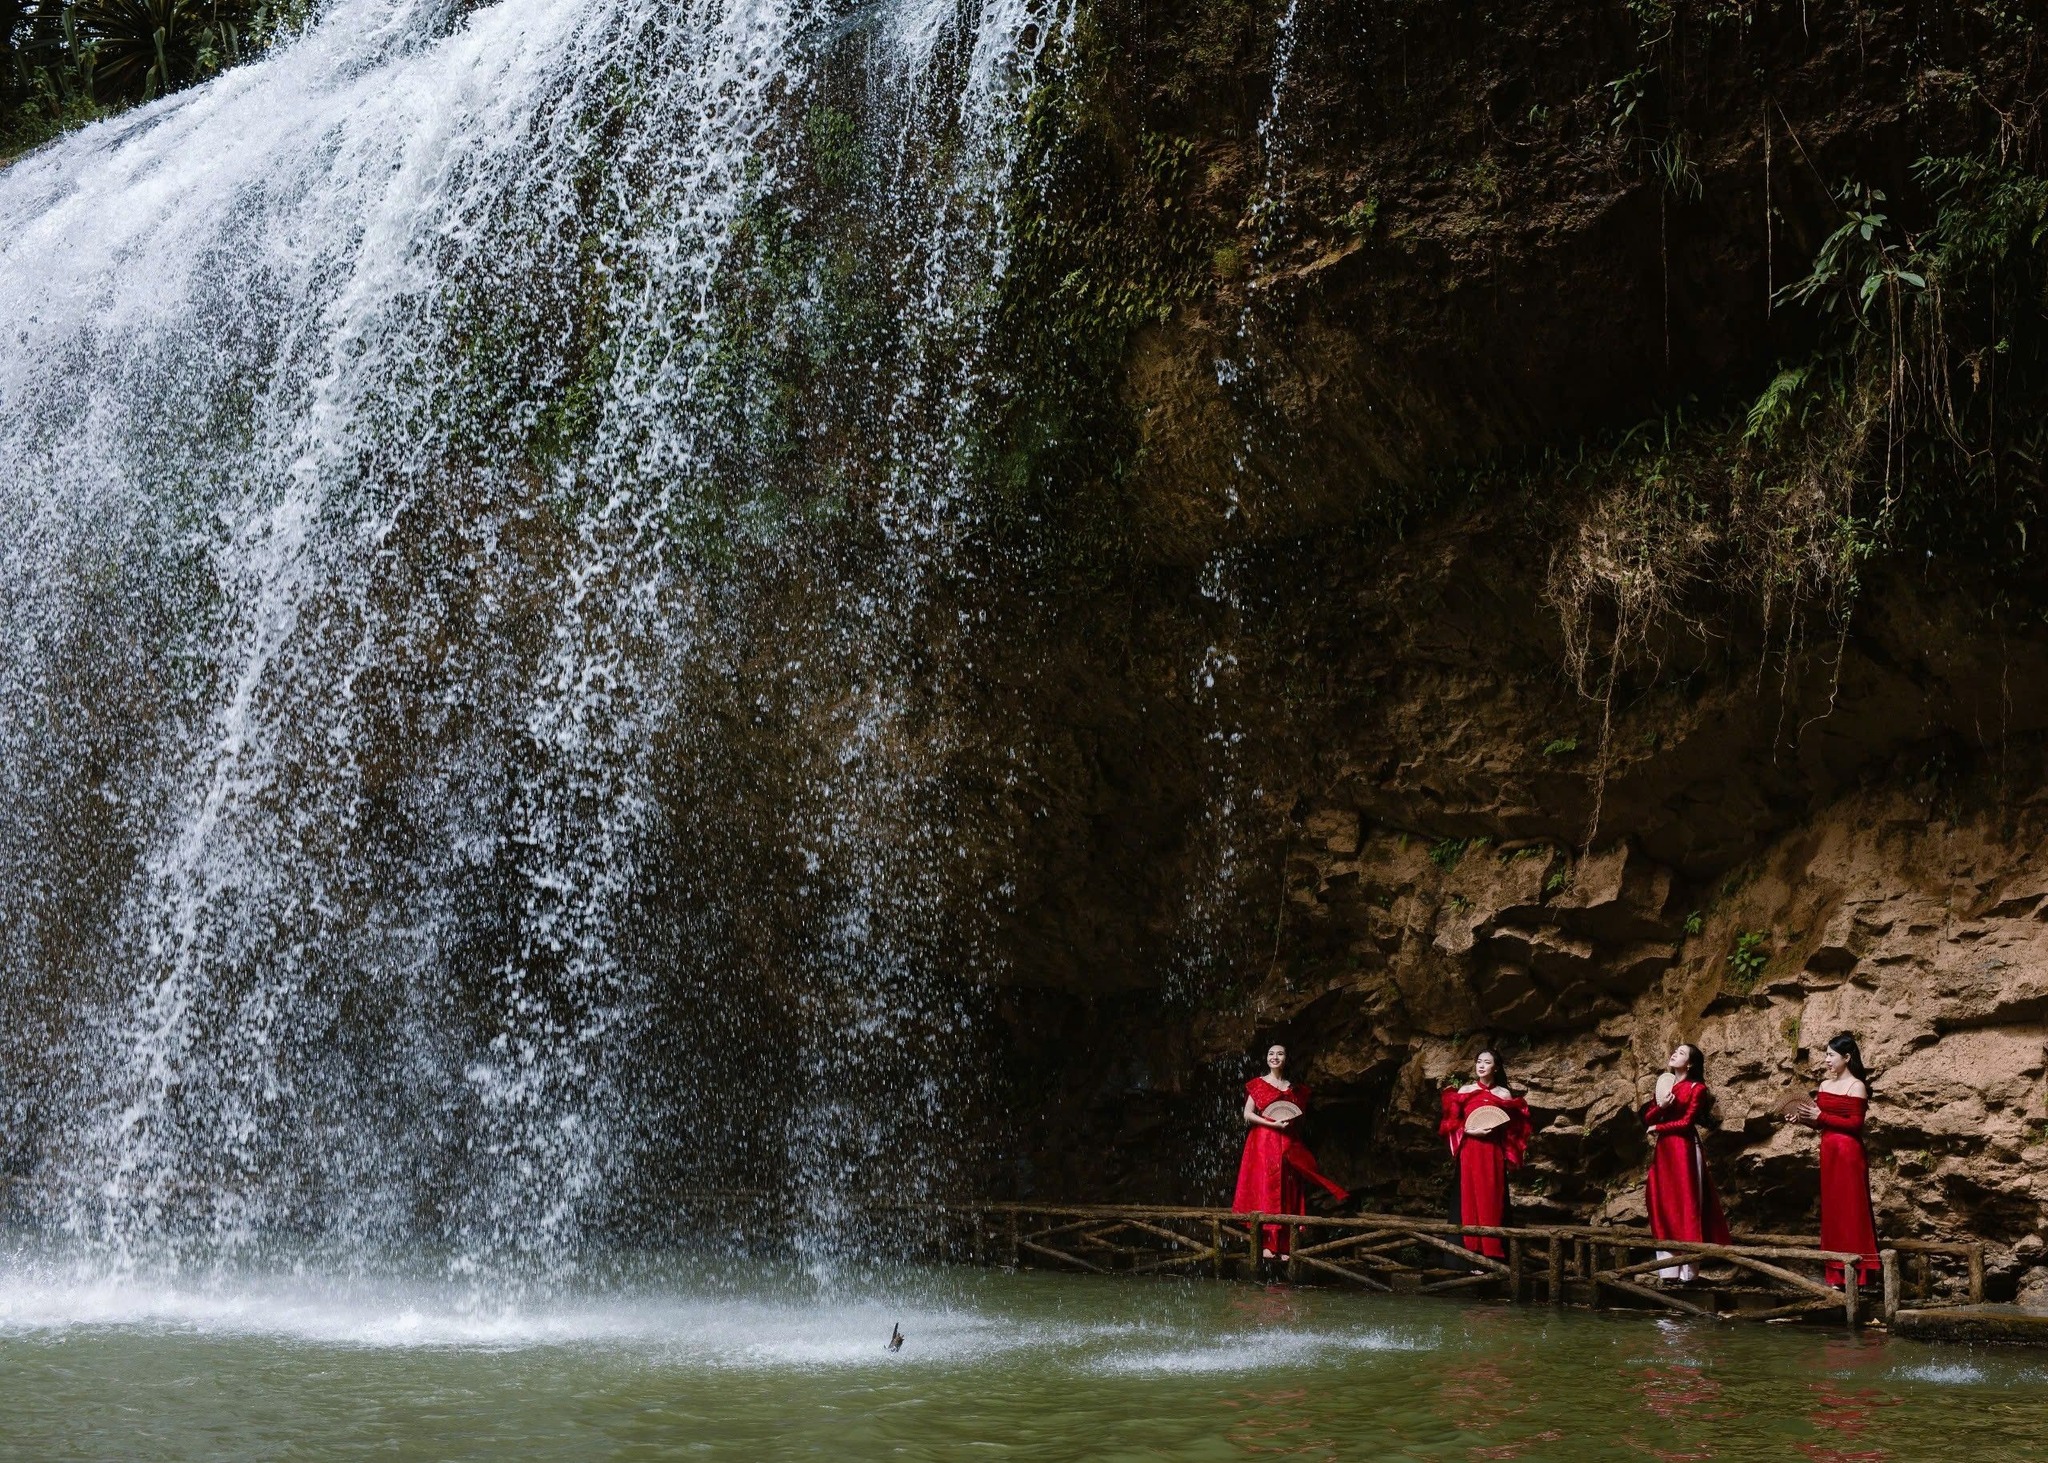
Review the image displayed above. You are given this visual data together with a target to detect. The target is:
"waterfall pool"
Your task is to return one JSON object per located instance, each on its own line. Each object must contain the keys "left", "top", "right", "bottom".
{"left": 0, "top": 1256, "right": 2041, "bottom": 1460}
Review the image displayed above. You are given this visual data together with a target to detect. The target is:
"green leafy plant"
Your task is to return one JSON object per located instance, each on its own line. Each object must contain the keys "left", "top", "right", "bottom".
{"left": 1336, "top": 196, "right": 1379, "bottom": 237}
{"left": 4, "top": 0, "right": 310, "bottom": 155}
{"left": 1649, "top": 130, "right": 1701, "bottom": 202}
{"left": 1545, "top": 869, "right": 1569, "bottom": 896}
{"left": 1542, "top": 736, "right": 1579, "bottom": 757}
{"left": 1777, "top": 181, "right": 1926, "bottom": 330}
{"left": 1428, "top": 838, "right": 1468, "bottom": 870}
{"left": 1742, "top": 362, "right": 1814, "bottom": 449}
{"left": 1604, "top": 67, "right": 1653, "bottom": 137}
{"left": 1727, "top": 930, "right": 1770, "bottom": 989}
{"left": 1683, "top": 910, "right": 1703, "bottom": 936}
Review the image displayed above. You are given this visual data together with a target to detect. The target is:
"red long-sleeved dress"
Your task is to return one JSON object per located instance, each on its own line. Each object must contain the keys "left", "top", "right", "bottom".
{"left": 1643, "top": 1079, "right": 1730, "bottom": 1247}
{"left": 1439, "top": 1086, "right": 1530, "bottom": 1257}
{"left": 1232, "top": 1077, "right": 1348, "bottom": 1257}
{"left": 1815, "top": 1091, "right": 1880, "bottom": 1286}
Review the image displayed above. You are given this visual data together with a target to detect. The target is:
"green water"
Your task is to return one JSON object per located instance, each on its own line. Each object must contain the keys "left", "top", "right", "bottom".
{"left": 1, "top": 1259, "right": 2042, "bottom": 1461}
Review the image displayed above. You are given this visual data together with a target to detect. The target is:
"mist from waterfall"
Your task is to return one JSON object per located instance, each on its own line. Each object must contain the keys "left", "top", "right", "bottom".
{"left": 0, "top": 0, "right": 1065, "bottom": 1281}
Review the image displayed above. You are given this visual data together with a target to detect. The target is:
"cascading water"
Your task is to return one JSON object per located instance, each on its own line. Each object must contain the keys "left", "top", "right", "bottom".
{"left": 0, "top": 0, "right": 1064, "bottom": 1281}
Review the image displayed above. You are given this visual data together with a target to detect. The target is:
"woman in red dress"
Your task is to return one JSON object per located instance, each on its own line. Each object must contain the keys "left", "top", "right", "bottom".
{"left": 1232, "top": 1043, "right": 1349, "bottom": 1259}
{"left": 1785, "top": 1032, "right": 1880, "bottom": 1288}
{"left": 1438, "top": 1050, "right": 1530, "bottom": 1258}
{"left": 1642, "top": 1042, "right": 1730, "bottom": 1281}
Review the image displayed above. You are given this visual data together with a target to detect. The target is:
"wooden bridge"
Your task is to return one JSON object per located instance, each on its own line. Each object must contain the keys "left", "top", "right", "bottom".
{"left": 909, "top": 1202, "right": 1984, "bottom": 1329}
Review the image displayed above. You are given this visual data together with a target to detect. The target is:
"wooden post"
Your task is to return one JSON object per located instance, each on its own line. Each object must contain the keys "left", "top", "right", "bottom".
{"left": 1549, "top": 1235, "right": 1565, "bottom": 1308}
{"left": 1969, "top": 1245, "right": 1986, "bottom": 1304}
{"left": 1881, "top": 1250, "right": 1900, "bottom": 1325}
{"left": 1286, "top": 1222, "right": 1301, "bottom": 1284}
{"left": 1248, "top": 1214, "right": 1263, "bottom": 1278}
{"left": 1914, "top": 1252, "right": 1930, "bottom": 1300}
{"left": 1211, "top": 1217, "right": 1223, "bottom": 1280}
{"left": 1843, "top": 1268, "right": 1860, "bottom": 1328}
{"left": 1508, "top": 1236, "right": 1523, "bottom": 1305}
{"left": 1006, "top": 1209, "right": 1020, "bottom": 1270}
{"left": 1589, "top": 1243, "right": 1604, "bottom": 1309}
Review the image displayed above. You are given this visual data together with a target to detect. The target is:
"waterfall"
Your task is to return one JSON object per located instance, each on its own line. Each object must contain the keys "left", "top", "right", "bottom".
{"left": 0, "top": 0, "right": 1064, "bottom": 1279}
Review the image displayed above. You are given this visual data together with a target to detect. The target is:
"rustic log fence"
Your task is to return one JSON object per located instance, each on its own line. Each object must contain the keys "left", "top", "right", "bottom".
{"left": 911, "top": 1202, "right": 1986, "bottom": 1328}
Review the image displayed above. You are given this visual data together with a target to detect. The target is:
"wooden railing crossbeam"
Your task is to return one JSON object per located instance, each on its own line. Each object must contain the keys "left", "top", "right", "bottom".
{"left": 1294, "top": 1254, "right": 1395, "bottom": 1293}
{"left": 1129, "top": 1247, "right": 1221, "bottom": 1275}
{"left": 1113, "top": 1216, "right": 1209, "bottom": 1252}
{"left": 1719, "top": 1251, "right": 1856, "bottom": 1301}
{"left": 1291, "top": 1231, "right": 1426, "bottom": 1264}
{"left": 1418, "top": 1271, "right": 1501, "bottom": 1295}
{"left": 1402, "top": 1229, "right": 1512, "bottom": 1278}
{"left": 1592, "top": 1273, "right": 1719, "bottom": 1318}
{"left": 1737, "top": 1295, "right": 1848, "bottom": 1323}
{"left": 1017, "top": 1238, "right": 1110, "bottom": 1275}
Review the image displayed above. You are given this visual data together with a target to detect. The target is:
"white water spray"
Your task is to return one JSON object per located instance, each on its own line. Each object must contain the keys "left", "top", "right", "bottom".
{"left": 0, "top": 0, "right": 1066, "bottom": 1280}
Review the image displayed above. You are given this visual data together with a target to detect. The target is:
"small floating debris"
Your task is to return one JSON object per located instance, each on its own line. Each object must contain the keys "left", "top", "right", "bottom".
{"left": 887, "top": 1323, "right": 904, "bottom": 1352}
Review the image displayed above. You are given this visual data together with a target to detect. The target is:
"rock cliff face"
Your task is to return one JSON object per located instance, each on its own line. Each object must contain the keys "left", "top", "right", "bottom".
{"left": 983, "top": 512, "right": 2048, "bottom": 1301}
{"left": 966, "top": 0, "right": 2048, "bottom": 1302}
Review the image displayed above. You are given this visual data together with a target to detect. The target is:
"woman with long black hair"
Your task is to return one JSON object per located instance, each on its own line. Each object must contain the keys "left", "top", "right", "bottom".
{"left": 1438, "top": 1049, "right": 1529, "bottom": 1258}
{"left": 1642, "top": 1041, "right": 1730, "bottom": 1282}
{"left": 1232, "top": 1043, "right": 1349, "bottom": 1259}
{"left": 1785, "top": 1033, "right": 1880, "bottom": 1288}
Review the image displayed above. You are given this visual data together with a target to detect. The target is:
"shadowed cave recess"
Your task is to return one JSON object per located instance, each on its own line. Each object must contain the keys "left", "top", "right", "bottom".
{"left": 1, "top": 0, "right": 2046, "bottom": 1298}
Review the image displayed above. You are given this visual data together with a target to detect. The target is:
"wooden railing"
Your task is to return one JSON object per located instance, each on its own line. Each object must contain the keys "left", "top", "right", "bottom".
{"left": 934, "top": 1202, "right": 1987, "bottom": 1328}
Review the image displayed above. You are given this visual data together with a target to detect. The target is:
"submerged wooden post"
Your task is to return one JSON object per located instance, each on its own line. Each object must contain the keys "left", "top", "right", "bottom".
{"left": 1006, "top": 1209, "right": 1020, "bottom": 1269}
{"left": 1881, "top": 1250, "right": 1900, "bottom": 1324}
{"left": 1843, "top": 1270, "right": 1860, "bottom": 1327}
{"left": 1286, "top": 1221, "right": 1301, "bottom": 1284}
{"left": 1548, "top": 1235, "right": 1565, "bottom": 1308}
{"left": 1247, "top": 1215, "right": 1262, "bottom": 1277}
{"left": 1507, "top": 1236, "right": 1523, "bottom": 1304}
{"left": 1969, "top": 1245, "right": 1986, "bottom": 1304}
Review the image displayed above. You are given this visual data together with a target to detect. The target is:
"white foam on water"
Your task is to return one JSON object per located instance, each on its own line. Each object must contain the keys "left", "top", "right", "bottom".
{"left": 1086, "top": 1326, "right": 1435, "bottom": 1376}
{"left": 1890, "top": 1362, "right": 1988, "bottom": 1386}
{"left": 0, "top": 1265, "right": 1110, "bottom": 1367}
{"left": 0, "top": 1248, "right": 1445, "bottom": 1378}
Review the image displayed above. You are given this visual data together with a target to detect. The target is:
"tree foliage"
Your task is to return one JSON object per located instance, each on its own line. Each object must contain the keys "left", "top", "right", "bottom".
{"left": 2, "top": 0, "right": 306, "bottom": 155}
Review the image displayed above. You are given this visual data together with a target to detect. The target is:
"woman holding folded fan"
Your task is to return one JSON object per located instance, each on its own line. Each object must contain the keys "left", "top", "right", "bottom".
{"left": 1232, "top": 1043, "right": 1349, "bottom": 1260}
{"left": 1642, "top": 1041, "right": 1730, "bottom": 1282}
{"left": 1439, "top": 1050, "right": 1529, "bottom": 1258}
